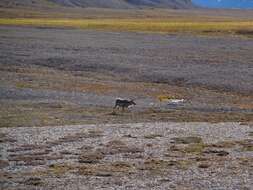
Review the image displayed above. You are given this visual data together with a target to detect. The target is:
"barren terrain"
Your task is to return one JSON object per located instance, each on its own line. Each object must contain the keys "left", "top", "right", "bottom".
{"left": 0, "top": 122, "right": 253, "bottom": 190}
{"left": 0, "top": 26, "right": 252, "bottom": 127}
{"left": 0, "top": 6, "right": 253, "bottom": 189}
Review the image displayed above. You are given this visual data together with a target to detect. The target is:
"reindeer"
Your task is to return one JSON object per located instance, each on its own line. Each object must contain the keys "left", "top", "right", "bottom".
{"left": 114, "top": 98, "right": 136, "bottom": 111}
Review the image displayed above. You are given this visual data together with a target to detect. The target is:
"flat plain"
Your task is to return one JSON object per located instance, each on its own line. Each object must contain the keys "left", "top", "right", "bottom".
{"left": 0, "top": 25, "right": 252, "bottom": 127}
{"left": 0, "top": 7, "right": 253, "bottom": 190}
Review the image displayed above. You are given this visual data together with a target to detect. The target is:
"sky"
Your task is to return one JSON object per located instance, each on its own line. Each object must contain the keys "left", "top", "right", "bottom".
{"left": 192, "top": 0, "right": 253, "bottom": 9}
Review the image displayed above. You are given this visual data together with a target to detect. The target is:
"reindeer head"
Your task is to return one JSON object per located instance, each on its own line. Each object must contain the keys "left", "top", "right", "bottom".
{"left": 130, "top": 99, "right": 136, "bottom": 105}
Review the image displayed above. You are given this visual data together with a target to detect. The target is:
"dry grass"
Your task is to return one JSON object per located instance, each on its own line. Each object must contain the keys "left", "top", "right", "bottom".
{"left": 0, "top": 18, "right": 253, "bottom": 36}
{"left": 1, "top": 101, "right": 251, "bottom": 128}
{"left": 78, "top": 162, "right": 135, "bottom": 176}
{"left": 1, "top": 7, "right": 253, "bottom": 20}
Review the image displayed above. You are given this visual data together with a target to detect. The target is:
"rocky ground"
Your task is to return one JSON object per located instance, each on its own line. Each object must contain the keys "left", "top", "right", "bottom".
{"left": 0, "top": 122, "right": 252, "bottom": 190}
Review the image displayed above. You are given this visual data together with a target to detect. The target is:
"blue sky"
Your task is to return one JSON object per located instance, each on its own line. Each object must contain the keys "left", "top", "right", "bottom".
{"left": 192, "top": 0, "right": 253, "bottom": 8}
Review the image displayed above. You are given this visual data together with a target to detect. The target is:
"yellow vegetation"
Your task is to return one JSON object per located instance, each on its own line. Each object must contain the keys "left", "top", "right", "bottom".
{"left": 157, "top": 95, "right": 175, "bottom": 102}
{"left": 0, "top": 18, "right": 252, "bottom": 35}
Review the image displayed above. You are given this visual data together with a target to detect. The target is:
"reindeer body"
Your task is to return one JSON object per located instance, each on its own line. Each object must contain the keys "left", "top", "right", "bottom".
{"left": 114, "top": 99, "right": 136, "bottom": 110}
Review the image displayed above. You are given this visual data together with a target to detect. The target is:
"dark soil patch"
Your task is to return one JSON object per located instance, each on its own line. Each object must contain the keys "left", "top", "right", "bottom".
{"left": 0, "top": 160, "right": 9, "bottom": 169}
{"left": 23, "top": 177, "right": 43, "bottom": 186}
{"left": 79, "top": 150, "right": 105, "bottom": 164}
{"left": 78, "top": 161, "right": 134, "bottom": 176}
{"left": 7, "top": 144, "right": 51, "bottom": 152}
{"left": 203, "top": 150, "right": 229, "bottom": 157}
{"left": 171, "top": 136, "right": 203, "bottom": 144}
{"left": 101, "top": 140, "right": 144, "bottom": 155}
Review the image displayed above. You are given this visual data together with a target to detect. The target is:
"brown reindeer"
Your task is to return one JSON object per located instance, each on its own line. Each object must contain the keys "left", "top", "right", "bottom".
{"left": 114, "top": 98, "right": 136, "bottom": 111}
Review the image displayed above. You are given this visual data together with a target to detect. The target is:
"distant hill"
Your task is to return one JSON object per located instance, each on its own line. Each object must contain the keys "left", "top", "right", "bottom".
{"left": 192, "top": 0, "right": 253, "bottom": 9}
{"left": 0, "top": 0, "right": 194, "bottom": 9}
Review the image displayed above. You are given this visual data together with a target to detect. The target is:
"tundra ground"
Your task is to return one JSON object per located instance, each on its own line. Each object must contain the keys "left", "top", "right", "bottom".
{"left": 0, "top": 122, "right": 253, "bottom": 190}
{"left": 0, "top": 26, "right": 252, "bottom": 127}
{"left": 0, "top": 6, "right": 253, "bottom": 189}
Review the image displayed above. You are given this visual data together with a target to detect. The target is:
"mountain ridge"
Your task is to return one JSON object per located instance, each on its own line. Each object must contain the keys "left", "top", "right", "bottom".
{"left": 0, "top": 0, "right": 194, "bottom": 9}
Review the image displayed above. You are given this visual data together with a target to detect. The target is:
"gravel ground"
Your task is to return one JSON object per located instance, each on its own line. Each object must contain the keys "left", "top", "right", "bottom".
{"left": 0, "top": 122, "right": 252, "bottom": 189}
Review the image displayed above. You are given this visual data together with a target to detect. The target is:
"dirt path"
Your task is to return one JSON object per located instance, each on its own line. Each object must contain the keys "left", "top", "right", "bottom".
{"left": 1, "top": 122, "right": 252, "bottom": 189}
